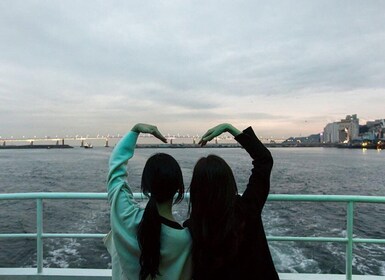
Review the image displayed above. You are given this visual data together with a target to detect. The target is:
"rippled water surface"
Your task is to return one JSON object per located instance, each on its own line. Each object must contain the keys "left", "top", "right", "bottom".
{"left": 1, "top": 146, "right": 384, "bottom": 275}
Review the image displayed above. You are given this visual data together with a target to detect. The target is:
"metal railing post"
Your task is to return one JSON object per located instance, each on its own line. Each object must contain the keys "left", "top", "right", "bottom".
{"left": 346, "top": 201, "right": 354, "bottom": 280}
{"left": 36, "top": 198, "right": 43, "bottom": 274}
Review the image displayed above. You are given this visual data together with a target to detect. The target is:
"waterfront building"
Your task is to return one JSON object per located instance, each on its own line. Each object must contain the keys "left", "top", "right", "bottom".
{"left": 323, "top": 114, "right": 359, "bottom": 143}
{"left": 360, "top": 119, "right": 385, "bottom": 140}
{"left": 323, "top": 123, "right": 340, "bottom": 143}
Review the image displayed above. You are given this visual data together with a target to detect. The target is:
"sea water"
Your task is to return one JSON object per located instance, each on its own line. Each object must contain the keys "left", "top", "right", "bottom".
{"left": 0, "top": 146, "right": 384, "bottom": 275}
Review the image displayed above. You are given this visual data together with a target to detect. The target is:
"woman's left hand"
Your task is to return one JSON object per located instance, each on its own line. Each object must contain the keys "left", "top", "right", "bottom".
{"left": 132, "top": 123, "right": 167, "bottom": 143}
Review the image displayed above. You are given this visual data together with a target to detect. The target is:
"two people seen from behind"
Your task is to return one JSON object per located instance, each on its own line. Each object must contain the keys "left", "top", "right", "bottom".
{"left": 105, "top": 123, "right": 279, "bottom": 279}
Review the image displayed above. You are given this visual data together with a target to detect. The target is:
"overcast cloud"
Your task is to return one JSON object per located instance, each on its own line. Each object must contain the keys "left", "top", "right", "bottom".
{"left": 1, "top": 0, "right": 384, "bottom": 138}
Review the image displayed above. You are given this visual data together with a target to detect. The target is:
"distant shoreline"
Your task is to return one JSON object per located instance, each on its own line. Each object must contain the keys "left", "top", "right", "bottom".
{"left": 135, "top": 143, "right": 351, "bottom": 148}
{"left": 134, "top": 143, "right": 381, "bottom": 149}
{"left": 0, "top": 143, "right": 380, "bottom": 149}
{"left": 0, "top": 144, "right": 73, "bottom": 149}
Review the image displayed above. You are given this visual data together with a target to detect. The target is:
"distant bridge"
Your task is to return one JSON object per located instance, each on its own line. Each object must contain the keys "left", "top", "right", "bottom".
{"left": 0, "top": 136, "right": 114, "bottom": 147}
{"left": 0, "top": 134, "right": 287, "bottom": 147}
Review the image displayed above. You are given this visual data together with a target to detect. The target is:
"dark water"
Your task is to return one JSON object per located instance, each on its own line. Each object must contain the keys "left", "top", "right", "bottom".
{"left": 0, "top": 147, "right": 384, "bottom": 275}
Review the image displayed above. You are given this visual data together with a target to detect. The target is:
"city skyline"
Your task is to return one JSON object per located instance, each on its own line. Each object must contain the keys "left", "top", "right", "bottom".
{"left": 1, "top": 1, "right": 385, "bottom": 138}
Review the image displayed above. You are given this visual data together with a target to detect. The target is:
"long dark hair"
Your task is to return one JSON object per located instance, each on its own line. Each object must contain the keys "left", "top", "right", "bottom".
{"left": 189, "top": 155, "right": 244, "bottom": 278}
{"left": 137, "top": 153, "right": 184, "bottom": 280}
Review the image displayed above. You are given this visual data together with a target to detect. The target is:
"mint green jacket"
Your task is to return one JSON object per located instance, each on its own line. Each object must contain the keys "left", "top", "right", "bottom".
{"left": 104, "top": 131, "right": 192, "bottom": 280}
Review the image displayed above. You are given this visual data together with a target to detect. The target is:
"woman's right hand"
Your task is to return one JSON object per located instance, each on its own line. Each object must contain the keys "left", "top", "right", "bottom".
{"left": 199, "top": 123, "right": 241, "bottom": 146}
{"left": 131, "top": 123, "right": 167, "bottom": 143}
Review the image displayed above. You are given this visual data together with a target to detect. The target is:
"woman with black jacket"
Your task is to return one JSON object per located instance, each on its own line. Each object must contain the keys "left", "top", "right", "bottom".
{"left": 185, "top": 123, "right": 279, "bottom": 280}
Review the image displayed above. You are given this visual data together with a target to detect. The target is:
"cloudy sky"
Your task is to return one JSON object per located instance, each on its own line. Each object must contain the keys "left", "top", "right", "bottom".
{"left": 1, "top": 0, "right": 384, "bottom": 139}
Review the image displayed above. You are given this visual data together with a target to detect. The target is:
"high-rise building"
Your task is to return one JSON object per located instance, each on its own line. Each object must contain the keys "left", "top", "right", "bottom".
{"left": 323, "top": 114, "right": 359, "bottom": 143}
{"left": 322, "top": 123, "right": 339, "bottom": 143}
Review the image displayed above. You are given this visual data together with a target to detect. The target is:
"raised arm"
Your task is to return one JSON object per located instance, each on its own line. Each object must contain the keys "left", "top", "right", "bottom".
{"left": 200, "top": 123, "right": 273, "bottom": 211}
{"left": 235, "top": 127, "right": 273, "bottom": 211}
{"left": 107, "top": 123, "right": 167, "bottom": 202}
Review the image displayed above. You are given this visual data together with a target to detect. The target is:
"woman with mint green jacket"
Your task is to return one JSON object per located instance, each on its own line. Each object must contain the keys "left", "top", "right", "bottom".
{"left": 104, "top": 123, "right": 192, "bottom": 280}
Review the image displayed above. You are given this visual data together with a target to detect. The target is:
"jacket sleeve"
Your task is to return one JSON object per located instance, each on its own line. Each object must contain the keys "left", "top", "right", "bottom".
{"left": 106, "top": 131, "right": 144, "bottom": 278}
{"left": 107, "top": 130, "right": 139, "bottom": 203}
{"left": 107, "top": 130, "right": 144, "bottom": 233}
{"left": 234, "top": 127, "right": 273, "bottom": 211}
